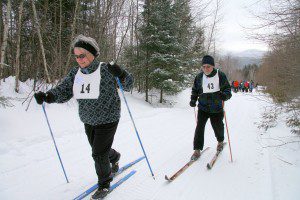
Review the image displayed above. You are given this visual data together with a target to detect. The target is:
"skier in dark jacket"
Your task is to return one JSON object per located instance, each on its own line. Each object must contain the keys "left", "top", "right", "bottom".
{"left": 34, "top": 35, "right": 134, "bottom": 200}
{"left": 190, "top": 55, "right": 232, "bottom": 160}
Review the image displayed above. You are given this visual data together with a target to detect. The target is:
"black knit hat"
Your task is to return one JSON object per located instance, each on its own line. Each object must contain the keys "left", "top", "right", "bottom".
{"left": 74, "top": 41, "right": 98, "bottom": 57}
{"left": 202, "top": 55, "right": 215, "bottom": 66}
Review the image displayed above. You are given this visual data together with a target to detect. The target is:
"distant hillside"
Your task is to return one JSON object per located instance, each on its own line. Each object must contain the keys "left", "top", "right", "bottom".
{"left": 221, "top": 49, "right": 267, "bottom": 69}
{"left": 234, "top": 49, "right": 266, "bottom": 58}
{"left": 236, "top": 57, "right": 262, "bottom": 68}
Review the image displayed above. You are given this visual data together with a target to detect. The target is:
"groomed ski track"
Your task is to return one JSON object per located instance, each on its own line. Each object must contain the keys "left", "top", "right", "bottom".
{"left": 1, "top": 79, "right": 299, "bottom": 200}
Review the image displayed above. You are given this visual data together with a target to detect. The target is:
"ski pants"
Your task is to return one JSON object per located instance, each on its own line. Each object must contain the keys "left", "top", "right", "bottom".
{"left": 193, "top": 109, "right": 224, "bottom": 150}
{"left": 84, "top": 121, "right": 120, "bottom": 189}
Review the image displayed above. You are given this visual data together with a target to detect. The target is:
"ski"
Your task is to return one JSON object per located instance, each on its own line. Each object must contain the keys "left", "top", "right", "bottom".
{"left": 74, "top": 156, "right": 145, "bottom": 200}
{"left": 165, "top": 147, "right": 210, "bottom": 182}
{"left": 109, "top": 170, "right": 136, "bottom": 193}
{"left": 207, "top": 142, "right": 227, "bottom": 170}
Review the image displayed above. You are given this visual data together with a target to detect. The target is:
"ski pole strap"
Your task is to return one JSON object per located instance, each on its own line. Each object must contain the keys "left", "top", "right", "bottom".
{"left": 42, "top": 103, "right": 69, "bottom": 183}
{"left": 116, "top": 77, "right": 155, "bottom": 179}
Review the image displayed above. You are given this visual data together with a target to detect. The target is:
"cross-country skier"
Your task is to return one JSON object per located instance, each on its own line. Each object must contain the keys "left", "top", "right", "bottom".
{"left": 189, "top": 55, "right": 232, "bottom": 161}
{"left": 34, "top": 35, "right": 134, "bottom": 200}
{"left": 233, "top": 80, "right": 239, "bottom": 93}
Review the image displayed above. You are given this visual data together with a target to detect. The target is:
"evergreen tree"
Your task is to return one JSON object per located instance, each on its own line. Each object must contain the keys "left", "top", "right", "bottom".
{"left": 139, "top": 0, "right": 184, "bottom": 103}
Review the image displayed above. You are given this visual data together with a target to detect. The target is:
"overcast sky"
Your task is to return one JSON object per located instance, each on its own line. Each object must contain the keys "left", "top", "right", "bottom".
{"left": 218, "top": 0, "right": 269, "bottom": 52}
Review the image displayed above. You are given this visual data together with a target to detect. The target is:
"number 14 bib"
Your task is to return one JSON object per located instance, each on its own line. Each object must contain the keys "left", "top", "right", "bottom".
{"left": 73, "top": 63, "right": 102, "bottom": 99}
{"left": 202, "top": 69, "right": 220, "bottom": 93}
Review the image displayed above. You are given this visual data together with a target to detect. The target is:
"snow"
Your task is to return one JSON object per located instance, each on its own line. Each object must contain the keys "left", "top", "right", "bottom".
{"left": 1, "top": 77, "right": 300, "bottom": 200}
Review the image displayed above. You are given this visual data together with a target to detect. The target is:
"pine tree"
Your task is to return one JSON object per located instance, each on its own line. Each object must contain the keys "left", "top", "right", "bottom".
{"left": 139, "top": 0, "right": 184, "bottom": 103}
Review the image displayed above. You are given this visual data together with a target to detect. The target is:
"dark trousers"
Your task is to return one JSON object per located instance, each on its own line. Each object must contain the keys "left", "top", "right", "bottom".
{"left": 193, "top": 109, "right": 224, "bottom": 150}
{"left": 84, "top": 121, "right": 120, "bottom": 189}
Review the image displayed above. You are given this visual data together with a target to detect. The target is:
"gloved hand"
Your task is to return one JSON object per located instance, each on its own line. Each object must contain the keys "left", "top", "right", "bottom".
{"left": 218, "top": 91, "right": 227, "bottom": 101}
{"left": 189, "top": 99, "right": 196, "bottom": 107}
{"left": 34, "top": 92, "right": 55, "bottom": 105}
{"left": 107, "top": 62, "right": 125, "bottom": 78}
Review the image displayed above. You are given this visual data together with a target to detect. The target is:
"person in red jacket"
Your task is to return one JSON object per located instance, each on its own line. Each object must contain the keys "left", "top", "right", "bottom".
{"left": 233, "top": 80, "right": 239, "bottom": 93}
{"left": 244, "top": 81, "right": 249, "bottom": 92}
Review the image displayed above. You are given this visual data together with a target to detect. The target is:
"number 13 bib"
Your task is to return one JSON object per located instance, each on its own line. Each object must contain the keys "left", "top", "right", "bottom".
{"left": 73, "top": 63, "right": 102, "bottom": 99}
{"left": 202, "top": 69, "right": 220, "bottom": 93}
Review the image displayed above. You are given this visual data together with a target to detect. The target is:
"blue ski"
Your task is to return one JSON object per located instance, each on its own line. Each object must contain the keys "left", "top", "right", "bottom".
{"left": 109, "top": 170, "right": 136, "bottom": 192}
{"left": 74, "top": 156, "right": 145, "bottom": 200}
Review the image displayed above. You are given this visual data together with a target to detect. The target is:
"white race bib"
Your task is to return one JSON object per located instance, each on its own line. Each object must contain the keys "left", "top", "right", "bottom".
{"left": 73, "top": 63, "right": 102, "bottom": 99}
{"left": 202, "top": 69, "right": 220, "bottom": 93}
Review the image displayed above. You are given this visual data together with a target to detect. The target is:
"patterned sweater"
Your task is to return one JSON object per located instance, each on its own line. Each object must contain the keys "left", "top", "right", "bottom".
{"left": 48, "top": 59, "right": 134, "bottom": 125}
{"left": 191, "top": 68, "right": 232, "bottom": 113}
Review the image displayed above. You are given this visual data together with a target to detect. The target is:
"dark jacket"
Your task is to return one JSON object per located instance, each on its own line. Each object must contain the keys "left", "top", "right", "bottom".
{"left": 48, "top": 59, "right": 134, "bottom": 125}
{"left": 191, "top": 68, "right": 231, "bottom": 113}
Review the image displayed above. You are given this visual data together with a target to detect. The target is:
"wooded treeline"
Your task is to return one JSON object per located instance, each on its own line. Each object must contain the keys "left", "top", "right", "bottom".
{"left": 1, "top": 0, "right": 224, "bottom": 103}
{"left": 253, "top": 0, "right": 300, "bottom": 103}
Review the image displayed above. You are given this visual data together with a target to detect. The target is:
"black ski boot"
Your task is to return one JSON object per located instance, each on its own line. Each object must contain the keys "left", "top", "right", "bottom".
{"left": 111, "top": 153, "right": 121, "bottom": 174}
{"left": 90, "top": 188, "right": 109, "bottom": 200}
{"left": 217, "top": 141, "right": 224, "bottom": 152}
{"left": 190, "top": 150, "right": 201, "bottom": 161}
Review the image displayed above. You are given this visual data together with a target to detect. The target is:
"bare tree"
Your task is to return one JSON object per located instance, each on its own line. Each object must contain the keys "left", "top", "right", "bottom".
{"left": 64, "top": 0, "right": 80, "bottom": 75}
{"left": 206, "top": 0, "right": 223, "bottom": 55}
{"left": 0, "top": 0, "right": 11, "bottom": 82}
{"left": 15, "top": 0, "right": 24, "bottom": 93}
{"left": 116, "top": 0, "right": 133, "bottom": 61}
{"left": 31, "top": 0, "right": 51, "bottom": 83}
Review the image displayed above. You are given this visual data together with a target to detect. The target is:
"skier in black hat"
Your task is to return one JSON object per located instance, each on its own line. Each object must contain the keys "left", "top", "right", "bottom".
{"left": 190, "top": 55, "right": 232, "bottom": 160}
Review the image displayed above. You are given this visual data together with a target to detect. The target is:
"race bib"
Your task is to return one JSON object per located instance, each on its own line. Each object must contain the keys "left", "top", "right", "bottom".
{"left": 202, "top": 69, "right": 220, "bottom": 93}
{"left": 73, "top": 63, "right": 102, "bottom": 99}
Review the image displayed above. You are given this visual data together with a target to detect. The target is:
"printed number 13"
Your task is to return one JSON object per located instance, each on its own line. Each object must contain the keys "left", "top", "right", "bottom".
{"left": 81, "top": 84, "right": 91, "bottom": 93}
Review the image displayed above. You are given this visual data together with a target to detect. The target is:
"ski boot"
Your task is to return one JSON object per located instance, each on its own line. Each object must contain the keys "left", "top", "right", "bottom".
{"left": 190, "top": 149, "right": 201, "bottom": 161}
{"left": 217, "top": 141, "right": 224, "bottom": 152}
{"left": 91, "top": 187, "right": 109, "bottom": 200}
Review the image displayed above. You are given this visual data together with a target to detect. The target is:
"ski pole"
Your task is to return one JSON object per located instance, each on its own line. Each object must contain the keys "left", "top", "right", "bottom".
{"left": 222, "top": 101, "right": 233, "bottom": 162}
{"left": 42, "top": 103, "right": 69, "bottom": 183}
{"left": 116, "top": 77, "right": 155, "bottom": 179}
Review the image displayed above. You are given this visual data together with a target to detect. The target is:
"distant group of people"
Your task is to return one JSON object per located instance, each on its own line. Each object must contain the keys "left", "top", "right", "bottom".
{"left": 231, "top": 80, "right": 256, "bottom": 93}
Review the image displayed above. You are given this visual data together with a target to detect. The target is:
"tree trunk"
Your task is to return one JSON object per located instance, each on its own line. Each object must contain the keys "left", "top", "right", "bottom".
{"left": 0, "top": 0, "right": 3, "bottom": 45}
{"left": 31, "top": 0, "right": 51, "bottom": 83}
{"left": 0, "top": 0, "right": 11, "bottom": 82}
{"left": 64, "top": 0, "right": 80, "bottom": 75}
{"left": 160, "top": 89, "right": 163, "bottom": 103}
{"left": 58, "top": 0, "right": 62, "bottom": 79}
{"left": 206, "top": 0, "right": 221, "bottom": 54}
{"left": 145, "top": 73, "right": 149, "bottom": 102}
{"left": 15, "top": 0, "right": 24, "bottom": 93}
{"left": 116, "top": 1, "right": 132, "bottom": 62}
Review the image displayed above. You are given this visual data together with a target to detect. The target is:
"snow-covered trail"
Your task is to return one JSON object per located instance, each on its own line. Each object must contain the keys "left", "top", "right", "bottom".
{"left": 105, "top": 91, "right": 275, "bottom": 200}
{"left": 0, "top": 78, "right": 299, "bottom": 200}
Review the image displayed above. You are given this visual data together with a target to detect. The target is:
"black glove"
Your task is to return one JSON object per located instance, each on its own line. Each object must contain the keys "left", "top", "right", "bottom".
{"left": 189, "top": 99, "right": 196, "bottom": 107}
{"left": 107, "top": 62, "right": 125, "bottom": 78}
{"left": 218, "top": 91, "right": 227, "bottom": 101}
{"left": 34, "top": 92, "right": 55, "bottom": 105}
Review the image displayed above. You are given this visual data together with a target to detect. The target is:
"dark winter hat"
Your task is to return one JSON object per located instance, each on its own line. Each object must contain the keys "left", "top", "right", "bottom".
{"left": 202, "top": 55, "right": 215, "bottom": 66}
{"left": 72, "top": 35, "right": 99, "bottom": 57}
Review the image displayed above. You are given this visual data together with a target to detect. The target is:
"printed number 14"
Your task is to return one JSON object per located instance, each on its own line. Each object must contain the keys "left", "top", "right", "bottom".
{"left": 81, "top": 84, "right": 91, "bottom": 93}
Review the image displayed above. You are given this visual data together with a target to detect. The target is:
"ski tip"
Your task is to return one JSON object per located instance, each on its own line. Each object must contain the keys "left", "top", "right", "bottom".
{"left": 207, "top": 163, "right": 212, "bottom": 170}
{"left": 165, "top": 175, "right": 172, "bottom": 182}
